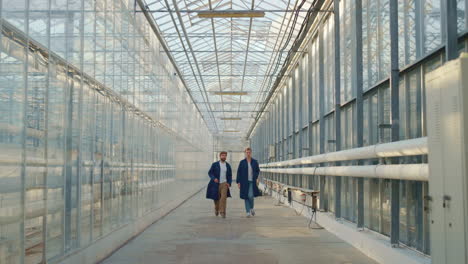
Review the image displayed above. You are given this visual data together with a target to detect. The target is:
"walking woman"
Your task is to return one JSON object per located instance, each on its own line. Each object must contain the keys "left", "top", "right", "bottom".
{"left": 236, "top": 147, "right": 261, "bottom": 217}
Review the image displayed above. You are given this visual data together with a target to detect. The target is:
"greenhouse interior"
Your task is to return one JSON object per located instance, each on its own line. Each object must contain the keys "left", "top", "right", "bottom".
{"left": 0, "top": 0, "right": 468, "bottom": 263}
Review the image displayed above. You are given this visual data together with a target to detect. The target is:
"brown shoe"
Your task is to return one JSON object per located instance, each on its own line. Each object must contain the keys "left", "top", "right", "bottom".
{"left": 215, "top": 211, "right": 219, "bottom": 216}
{"left": 221, "top": 213, "right": 226, "bottom": 218}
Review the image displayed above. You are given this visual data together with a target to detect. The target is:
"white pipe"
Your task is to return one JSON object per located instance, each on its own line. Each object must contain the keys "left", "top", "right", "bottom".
{"left": 261, "top": 164, "right": 428, "bottom": 181}
{"left": 261, "top": 137, "right": 428, "bottom": 167}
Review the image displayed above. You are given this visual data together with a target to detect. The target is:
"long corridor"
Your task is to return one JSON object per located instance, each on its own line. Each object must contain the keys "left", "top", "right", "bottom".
{"left": 102, "top": 187, "right": 377, "bottom": 264}
{"left": 2, "top": 0, "right": 468, "bottom": 263}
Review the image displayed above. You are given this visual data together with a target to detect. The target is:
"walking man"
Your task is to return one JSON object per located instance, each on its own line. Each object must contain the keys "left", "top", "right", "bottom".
{"left": 206, "top": 151, "right": 232, "bottom": 218}
{"left": 236, "top": 147, "right": 261, "bottom": 217}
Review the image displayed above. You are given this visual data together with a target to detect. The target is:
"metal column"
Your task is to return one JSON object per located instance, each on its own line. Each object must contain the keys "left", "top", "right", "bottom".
{"left": 292, "top": 69, "right": 297, "bottom": 187}
{"left": 281, "top": 88, "right": 286, "bottom": 183}
{"left": 276, "top": 100, "right": 280, "bottom": 182}
{"left": 352, "top": 0, "right": 364, "bottom": 228}
{"left": 390, "top": 0, "right": 401, "bottom": 246}
{"left": 298, "top": 60, "right": 304, "bottom": 188}
{"left": 307, "top": 41, "right": 314, "bottom": 190}
{"left": 334, "top": 0, "right": 342, "bottom": 220}
{"left": 443, "top": 0, "right": 459, "bottom": 61}
{"left": 318, "top": 27, "right": 326, "bottom": 210}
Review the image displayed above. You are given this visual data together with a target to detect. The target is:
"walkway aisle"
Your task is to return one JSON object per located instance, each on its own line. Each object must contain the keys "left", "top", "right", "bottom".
{"left": 102, "top": 186, "right": 377, "bottom": 264}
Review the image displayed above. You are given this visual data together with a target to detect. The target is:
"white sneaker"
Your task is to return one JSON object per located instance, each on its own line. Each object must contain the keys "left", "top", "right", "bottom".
{"left": 250, "top": 209, "right": 255, "bottom": 216}
{"left": 246, "top": 212, "right": 251, "bottom": 218}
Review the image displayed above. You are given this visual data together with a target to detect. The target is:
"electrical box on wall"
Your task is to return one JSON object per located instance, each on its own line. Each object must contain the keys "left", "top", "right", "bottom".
{"left": 426, "top": 54, "right": 468, "bottom": 264}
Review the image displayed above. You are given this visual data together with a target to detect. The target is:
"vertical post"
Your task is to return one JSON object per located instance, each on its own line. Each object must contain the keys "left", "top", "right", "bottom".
{"left": 308, "top": 40, "right": 314, "bottom": 190}
{"left": 281, "top": 90, "right": 286, "bottom": 184}
{"left": 353, "top": 0, "right": 365, "bottom": 229}
{"left": 390, "top": 0, "right": 400, "bottom": 246}
{"left": 318, "top": 27, "right": 326, "bottom": 210}
{"left": 75, "top": 0, "right": 86, "bottom": 245}
{"left": 415, "top": 0, "right": 423, "bottom": 59}
{"left": 267, "top": 112, "right": 270, "bottom": 165}
{"left": 20, "top": 0, "right": 31, "bottom": 260}
{"left": 261, "top": 120, "right": 264, "bottom": 178}
{"left": 318, "top": 31, "right": 325, "bottom": 157}
{"left": 286, "top": 84, "right": 290, "bottom": 162}
{"left": 298, "top": 63, "right": 304, "bottom": 160}
{"left": 334, "top": 0, "right": 342, "bottom": 220}
{"left": 402, "top": 0, "right": 410, "bottom": 65}
{"left": 265, "top": 119, "right": 268, "bottom": 163}
{"left": 64, "top": 5, "right": 80, "bottom": 243}
{"left": 276, "top": 100, "right": 280, "bottom": 182}
{"left": 269, "top": 111, "right": 272, "bottom": 164}
{"left": 42, "top": 0, "right": 52, "bottom": 258}
{"left": 443, "top": 0, "right": 458, "bottom": 61}
{"left": 64, "top": 63, "right": 75, "bottom": 250}
{"left": 286, "top": 82, "right": 291, "bottom": 185}
{"left": 298, "top": 60, "right": 304, "bottom": 188}
{"left": 292, "top": 73, "right": 297, "bottom": 160}
{"left": 292, "top": 70, "right": 297, "bottom": 187}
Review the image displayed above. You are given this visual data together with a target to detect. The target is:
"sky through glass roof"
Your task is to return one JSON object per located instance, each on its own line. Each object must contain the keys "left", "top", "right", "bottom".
{"left": 144, "top": 0, "right": 313, "bottom": 138}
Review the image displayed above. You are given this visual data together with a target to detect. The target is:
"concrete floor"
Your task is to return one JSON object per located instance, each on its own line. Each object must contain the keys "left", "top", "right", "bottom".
{"left": 102, "top": 186, "right": 378, "bottom": 264}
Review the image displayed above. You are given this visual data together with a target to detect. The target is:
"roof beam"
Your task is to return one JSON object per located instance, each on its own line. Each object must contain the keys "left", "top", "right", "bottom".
{"left": 147, "top": 9, "right": 325, "bottom": 13}
{"left": 169, "top": 0, "right": 220, "bottom": 132}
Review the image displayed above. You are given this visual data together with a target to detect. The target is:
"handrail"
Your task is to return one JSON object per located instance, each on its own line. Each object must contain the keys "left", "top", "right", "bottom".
{"left": 261, "top": 137, "right": 427, "bottom": 168}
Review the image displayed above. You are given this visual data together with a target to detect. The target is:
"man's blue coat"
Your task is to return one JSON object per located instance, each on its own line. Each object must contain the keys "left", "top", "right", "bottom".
{"left": 206, "top": 161, "right": 232, "bottom": 200}
{"left": 236, "top": 158, "right": 261, "bottom": 200}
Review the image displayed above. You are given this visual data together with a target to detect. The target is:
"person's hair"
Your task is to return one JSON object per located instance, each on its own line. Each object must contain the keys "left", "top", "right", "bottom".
{"left": 219, "top": 151, "right": 227, "bottom": 156}
{"left": 245, "top": 147, "right": 252, "bottom": 152}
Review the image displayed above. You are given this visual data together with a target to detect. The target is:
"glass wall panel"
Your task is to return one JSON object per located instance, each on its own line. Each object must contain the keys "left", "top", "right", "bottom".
{"left": 301, "top": 54, "right": 309, "bottom": 127}
{"left": 400, "top": 181, "right": 409, "bottom": 244}
{"left": 324, "top": 115, "right": 335, "bottom": 153}
{"left": 0, "top": 22, "right": 25, "bottom": 264}
{"left": 80, "top": 82, "right": 94, "bottom": 246}
{"left": 294, "top": 67, "right": 300, "bottom": 132}
{"left": 378, "top": 85, "right": 391, "bottom": 143}
{"left": 328, "top": 176, "right": 335, "bottom": 213}
{"left": 3, "top": 0, "right": 27, "bottom": 32}
{"left": 341, "top": 176, "right": 356, "bottom": 222}
{"left": 340, "top": 0, "right": 354, "bottom": 102}
{"left": 310, "top": 123, "right": 320, "bottom": 156}
{"left": 363, "top": 0, "right": 391, "bottom": 90}
{"left": 302, "top": 127, "right": 309, "bottom": 158}
{"left": 250, "top": 0, "right": 468, "bottom": 257}
{"left": 323, "top": 15, "right": 335, "bottom": 112}
{"left": 0, "top": 0, "right": 212, "bottom": 262}
{"left": 288, "top": 77, "right": 293, "bottom": 133}
{"left": 341, "top": 104, "right": 355, "bottom": 150}
{"left": 309, "top": 38, "right": 320, "bottom": 122}
{"left": 458, "top": 0, "right": 467, "bottom": 33}
{"left": 398, "top": 0, "right": 418, "bottom": 67}
{"left": 24, "top": 42, "right": 48, "bottom": 264}
{"left": 368, "top": 179, "right": 380, "bottom": 231}
{"left": 46, "top": 58, "right": 66, "bottom": 260}
{"left": 424, "top": 0, "right": 442, "bottom": 54}
{"left": 381, "top": 179, "right": 391, "bottom": 236}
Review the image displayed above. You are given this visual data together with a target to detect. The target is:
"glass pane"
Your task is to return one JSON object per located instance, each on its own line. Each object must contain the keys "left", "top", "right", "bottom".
{"left": 458, "top": 0, "right": 466, "bottom": 33}
{"left": 399, "top": 0, "right": 417, "bottom": 67}
{"left": 0, "top": 28, "right": 25, "bottom": 264}
{"left": 46, "top": 59, "right": 66, "bottom": 260}
{"left": 424, "top": 0, "right": 442, "bottom": 54}
{"left": 340, "top": 0, "right": 354, "bottom": 102}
